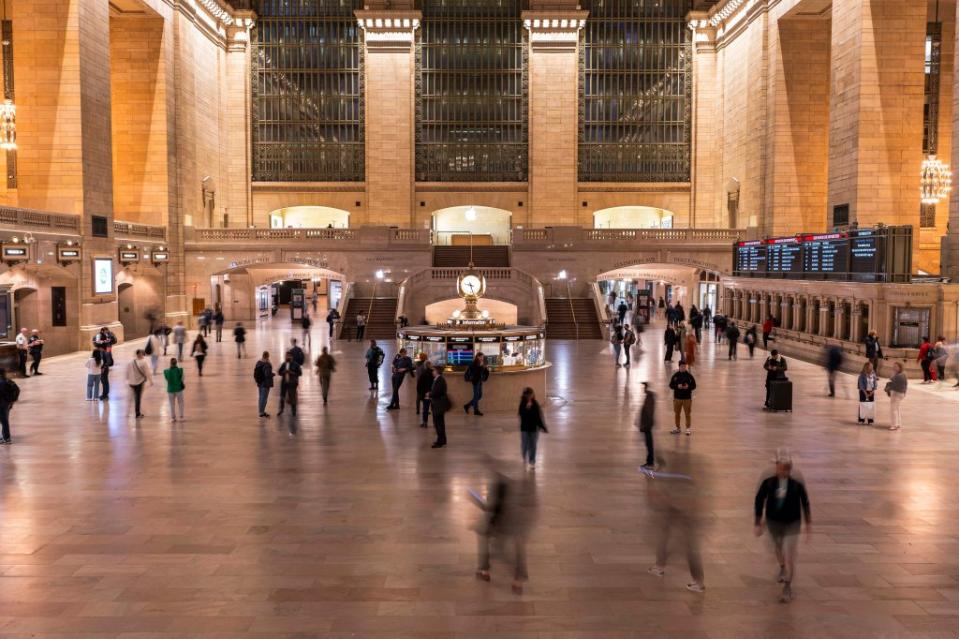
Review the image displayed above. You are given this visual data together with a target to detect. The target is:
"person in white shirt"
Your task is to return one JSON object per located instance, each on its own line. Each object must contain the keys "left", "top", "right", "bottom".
{"left": 146, "top": 330, "right": 164, "bottom": 374}
{"left": 84, "top": 350, "right": 102, "bottom": 400}
{"left": 15, "top": 328, "right": 28, "bottom": 377}
{"left": 172, "top": 321, "right": 187, "bottom": 360}
{"left": 125, "top": 350, "right": 153, "bottom": 419}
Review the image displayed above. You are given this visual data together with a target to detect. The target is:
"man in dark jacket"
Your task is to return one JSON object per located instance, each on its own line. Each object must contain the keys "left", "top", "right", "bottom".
{"left": 668, "top": 362, "right": 696, "bottom": 436}
{"left": 825, "top": 344, "right": 843, "bottom": 397}
{"left": 763, "top": 350, "right": 788, "bottom": 408}
{"left": 0, "top": 367, "right": 19, "bottom": 444}
{"left": 287, "top": 338, "right": 306, "bottom": 367}
{"left": 664, "top": 326, "right": 676, "bottom": 363}
{"left": 637, "top": 383, "right": 656, "bottom": 468}
{"left": 277, "top": 352, "right": 302, "bottom": 416}
{"left": 214, "top": 309, "right": 225, "bottom": 342}
{"left": 387, "top": 348, "right": 414, "bottom": 410}
{"left": 754, "top": 452, "right": 811, "bottom": 603}
{"left": 430, "top": 367, "right": 449, "bottom": 448}
{"left": 725, "top": 322, "right": 741, "bottom": 360}
{"left": 254, "top": 352, "right": 275, "bottom": 417}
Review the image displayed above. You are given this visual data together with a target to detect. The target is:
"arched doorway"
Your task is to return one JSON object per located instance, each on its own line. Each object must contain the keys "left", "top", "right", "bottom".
{"left": 116, "top": 266, "right": 164, "bottom": 339}
{"left": 432, "top": 205, "right": 512, "bottom": 246}
{"left": 210, "top": 263, "right": 347, "bottom": 323}
{"left": 595, "top": 263, "right": 705, "bottom": 324}
{"left": 268, "top": 205, "right": 350, "bottom": 229}
{"left": 593, "top": 205, "right": 675, "bottom": 229}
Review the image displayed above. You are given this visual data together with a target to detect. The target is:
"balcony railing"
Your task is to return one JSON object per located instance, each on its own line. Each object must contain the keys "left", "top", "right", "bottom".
{"left": 114, "top": 221, "right": 166, "bottom": 241}
{"left": 514, "top": 226, "right": 745, "bottom": 247}
{"left": 189, "top": 226, "right": 432, "bottom": 246}
{"left": 0, "top": 206, "right": 81, "bottom": 233}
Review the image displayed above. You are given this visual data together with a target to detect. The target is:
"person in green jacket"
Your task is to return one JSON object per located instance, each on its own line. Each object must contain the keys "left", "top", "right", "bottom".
{"left": 163, "top": 358, "right": 185, "bottom": 422}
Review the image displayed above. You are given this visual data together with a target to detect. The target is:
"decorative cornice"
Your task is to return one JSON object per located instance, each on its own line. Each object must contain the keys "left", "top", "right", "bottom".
{"left": 252, "top": 182, "right": 366, "bottom": 193}
{"left": 355, "top": 10, "right": 421, "bottom": 47}
{"left": 415, "top": 182, "right": 528, "bottom": 193}
{"left": 521, "top": 10, "right": 588, "bottom": 48}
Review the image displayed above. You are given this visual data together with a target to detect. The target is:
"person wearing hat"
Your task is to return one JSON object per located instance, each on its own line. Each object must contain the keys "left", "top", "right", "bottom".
{"left": 754, "top": 451, "right": 812, "bottom": 603}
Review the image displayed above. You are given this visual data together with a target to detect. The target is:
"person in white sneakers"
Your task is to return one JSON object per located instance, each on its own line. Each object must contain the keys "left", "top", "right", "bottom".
{"left": 668, "top": 362, "right": 696, "bottom": 436}
{"left": 884, "top": 362, "right": 908, "bottom": 431}
{"left": 125, "top": 350, "right": 153, "bottom": 419}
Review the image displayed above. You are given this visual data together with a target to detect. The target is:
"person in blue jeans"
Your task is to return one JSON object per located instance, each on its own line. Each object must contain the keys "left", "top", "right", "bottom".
{"left": 518, "top": 387, "right": 548, "bottom": 468}
{"left": 463, "top": 353, "right": 490, "bottom": 416}
{"left": 254, "top": 351, "right": 275, "bottom": 417}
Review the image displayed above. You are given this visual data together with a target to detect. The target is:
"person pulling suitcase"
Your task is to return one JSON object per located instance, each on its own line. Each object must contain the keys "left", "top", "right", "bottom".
{"left": 763, "top": 350, "right": 789, "bottom": 411}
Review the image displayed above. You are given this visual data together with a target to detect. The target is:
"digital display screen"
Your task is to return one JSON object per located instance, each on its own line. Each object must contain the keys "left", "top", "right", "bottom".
{"left": 766, "top": 237, "right": 803, "bottom": 274}
{"left": 735, "top": 241, "right": 766, "bottom": 273}
{"left": 152, "top": 252, "right": 169, "bottom": 262}
{"left": 93, "top": 258, "right": 114, "bottom": 295}
{"left": 59, "top": 249, "right": 80, "bottom": 258}
{"left": 802, "top": 233, "right": 848, "bottom": 276}
{"left": 3, "top": 247, "right": 27, "bottom": 257}
{"left": 849, "top": 230, "right": 880, "bottom": 277}
{"left": 446, "top": 344, "right": 474, "bottom": 366}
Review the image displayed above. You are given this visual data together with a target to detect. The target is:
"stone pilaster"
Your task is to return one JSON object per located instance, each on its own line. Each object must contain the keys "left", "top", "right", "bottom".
{"left": 689, "top": 15, "right": 721, "bottom": 228}
{"left": 524, "top": 10, "right": 586, "bottom": 226}
{"left": 357, "top": 10, "right": 420, "bottom": 227}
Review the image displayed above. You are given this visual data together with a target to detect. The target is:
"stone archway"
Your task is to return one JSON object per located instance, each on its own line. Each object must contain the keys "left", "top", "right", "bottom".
{"left": 592, "top": 205, "right": 675, "bottom": 229}
{"left": 431, "top": 205, "right": 512, "bottom": 246}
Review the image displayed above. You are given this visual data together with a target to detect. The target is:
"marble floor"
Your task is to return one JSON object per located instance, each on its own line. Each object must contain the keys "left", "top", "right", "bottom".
{"left": 2, "top": 318, "right": 959, "bottom": 638}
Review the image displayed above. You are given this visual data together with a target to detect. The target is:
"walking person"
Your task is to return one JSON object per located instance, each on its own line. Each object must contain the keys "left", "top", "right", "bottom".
{"left": 744, "top": 324, "right": 758, "bottom": 358}
{"left": 824, "top": 343, "right": 844, "bottom": 397}
{"left": 763, "top": 350, "right": 788, "bottom": 409}
{"left": 233, "top": 322, "right": 247, "bottom": 359}
{"left": 725, "top": 322, "right": 740, "bottom": 360}
{"left": 288, "top": 338, "right": 306, "bottom": 368}
{"left": 301, "top": 313, "right": 312, "bottom": 350}
{"left": 354, "top": 311, "right": 366, "bottom": 341}
{"left": 0, "top": 368, "right": 20, "bottom": 444}
{"left": 864, "top": 330, "right": 883, "bottom": 373}
{"left": 416, "top": 358, "right": 434, "bottom": 428}
{"left": 253, "top": 352, "right": 275, "bottom": 417}
{"left": 163, "top": 358, "right": 185, "bottom": 422}
{"left": 932, "top": 336, "right": 949, "bottom": 386}
{"left": 473, "top": 467, "right": 537, "bottom": 595}
{"left": 917, "top": 336, "right": 933, "bottom": 383}
{"left": 15, "top": 328, "right": 28, "bottom": 377}
{"left": 713, "top": 314, "right": 726, "bottom": 344}
{"left": 754, "top": 451, "right": 811, "bottom": 603}
{"left": 684, "top": 332, "right": 697, "bottom": 369}
{"left": 191, "top": 333, "right": 208, "bottom": 376}
{"left": 314, "top": 346, "right": 336, "bottom": 405}
{"left": 387, "top": 348, "right": 414, "bottom": 410}
{"left": 464, "top": 353, "right": 490, "bottom": 415}
{"left": 857, "top": 361, "right": 878, "bottom": 424}
{"left": 172, "top": 321, "right": 187, "bottom": 360}
{"left": 326, "top": 307, "right": 340, "bottom": 339}
{"left": 637, "top": 382, "right": 656, "bottom": 469}
{"left": 146, "top": 329, "right": 164, "bottom": 375}
{"left": 429, "top": 366, "right": 450, "bottom": 448}
{"left": 690, "top": 307, "right": 703, "bottom": 343}
{"left": 98, "top": 346, "right": 112, "bottom": 400}
{"left": 884, "top": 362, "right": 907, "bottom": 430}
{"left": 617, "top": 299, "right": 628, "bottom": 325}
{"left": 365, "top": 339, "right": 385, "bottom": 391}
{"left": 623, "top": 324, "right": 637, "bottom": 367}
{"left": 610, "top": 323, "right": 624, "bottom": 367}
{"left": 27, "top": 330, "right": 44, "bottom": 375}
{"left": 85, "top": 350, "right": 102, "bottom": 400}
{"left": 518, "top": 387, "right": 548, "bottom": 468}
{"left": 663, "top": 324, "right": 676, "bottom": 363}
{"left": 668, "top": 361, "right": 696, "bottom": 436}
{"left": 198, "top": 308, "right": 209, "bottom": 337}
{"left": 277, "top": 352, "right": 302, "bottom": 416}
{"left": 214, "top": 307, "right": 224, "bottom": 342}
{"left": 125, "top": 350, "right": 153, "bottom": 419}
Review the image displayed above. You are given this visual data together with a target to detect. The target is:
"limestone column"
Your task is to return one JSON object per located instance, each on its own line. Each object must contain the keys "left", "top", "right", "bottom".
{"left": 781, "top": 297, "right": 792, "bottom": 330}
{"left": 688, "top": 15, "right": 721, "bottom": 228}
{"left": 850, "top": 303, "right": 864, "bottom": 342}
{"left": 357, "top": 10, "right": 420, "bottom": 227}
{"left": 792, "top": 296, "right": 803, "bottom": 332}
{"left": 524, "top": 10, "right": 587, "bottom": 226}
{"left": 828, "top": 0, "right": 926, "bottom": 251}
{"left": 819, "top": 299, "right": 832, "bottom": 337}
{"left": 833, "top": 300, "right": 845, "bottom": 340}
{"left": 806, "top": 298, "right": 818, "bottom": 335}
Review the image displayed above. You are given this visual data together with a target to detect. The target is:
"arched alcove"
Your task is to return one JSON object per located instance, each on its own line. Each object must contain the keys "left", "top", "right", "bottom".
{"left": 432, "top": 205, "right": 512, "bottom": 245}
{"left": 268, "top": 205, "right": 350, "bottom": 229}
{"left": 593, "top": 206, "right": 675, "bottom": 229}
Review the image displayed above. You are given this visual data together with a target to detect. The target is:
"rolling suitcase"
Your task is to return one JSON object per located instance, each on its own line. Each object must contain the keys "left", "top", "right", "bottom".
{"left": 769, "top": 378, "right": 792, "bottom": 412}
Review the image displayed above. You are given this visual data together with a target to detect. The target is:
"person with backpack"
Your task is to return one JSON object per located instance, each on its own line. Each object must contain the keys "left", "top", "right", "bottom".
{"left": 387, "top": 348, "right": 414, "bottom": 410}
{"left": 163, "top": 358, "right": 185, "bottom": 422}
{"left": 125, "top": 350, "right": 153, "bottom": 419}
{"left": 713, "top": 314, "right": 727, "bottom": 344}
{"left": 277, "top": 351, "right": 302, "bottom": 416}
{"left": 287, "top": 338, "right": 306, "bottom": 368}
{"left": 725, "top": 322, "right": 741, "bottom": 360}
{"left": 464, "top": 353, "right": 490, "bottom": 415}
{"left": 365, "top": 339, "right": 384, "bottom": 391}
{"left": 191, "top": 333, "right": 208, "bottom": 376}
{"left": 93, "top": 326, "right": 117, "bottom": 352}
{"left": 0, "top": 367, "right": 20, "bottom": 444}
{"left": 622, "top": 324, "right": 637, "bottom": 368}
{"left": 254, "top": 352, "right": 275, "bottom": 417}
{"left": 917, "top": 336, "right": 933, "bottom": 383}
{"left": 314, "top": 346, "right": 336, "bottom": 405}
{"left": 145, "top": 329, "right": 163, "bottom": 375}
{"left": 233, "top": 322, "right": 247, "bottom": 359}
{"left": 518, "top": 387, "right": 548, "bottom": 468}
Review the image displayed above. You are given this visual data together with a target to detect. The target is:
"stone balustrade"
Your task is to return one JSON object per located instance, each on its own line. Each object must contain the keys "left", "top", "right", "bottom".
{"left": 187, "top": 225, "right": 431, "bottom": 248}
{"left": 0, "top": 206, "right": 82, "bottom": 234}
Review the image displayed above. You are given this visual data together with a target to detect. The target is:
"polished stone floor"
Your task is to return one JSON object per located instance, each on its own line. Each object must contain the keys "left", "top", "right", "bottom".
{"left": 2, "top": 319, "right": 959, "bottom": 638}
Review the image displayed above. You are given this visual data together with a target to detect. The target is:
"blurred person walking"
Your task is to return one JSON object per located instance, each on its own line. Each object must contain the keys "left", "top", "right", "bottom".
{"left": 518, "top": 387, "right": 548, "bottom": 468}
{"left": 744, "top": 324, "right": 758, "bottom": 358}
{"left": 27, "top": 330, "right": 44, "bottom": 375}
{"left": 754, "top": 452, "right": 811, "bottom": 603}
{"left": 473, "top": 466, "right": 538, "bottom": 595}
{"left": 277, "top": 352, "right": 302, "bottom": 416}
{"left": 932, "top": 336, "right": 949, "bottom": 386}
{"left": 611, "top": 323, "right": 624, "bottom": 367}
{"left": 668, "top": 361, "right": 696, "bottom": 436}
{"left": 864, "top": 330, "right": 883, "bottom": 373}
{"left": 326, "top": 307, "right": 340, "bottom": 339}
{"left": 917, "top": 336, "right": 933, "bottom": 383}
{"left": 683, "top": 332, "right": 697, "bottom": 369}
{"left": 365, "top": 339, "right": 385, "bottom": 391}
{"left": 191, "top": 333, "right": 208, "bottom": 376}
{"left": 125, "top": 350, "right": 153, "bottom": 419}
{"left": 0, "top": 368, "right": 20, "bottom": 444}
{"left": 663, "top": 324, "right": 676, "bottom": 363}
{"left": 884, "top": 362, "right": 908, "bottom": 430}
{"left": 301, "top": 313, "right": 313, "bottom": 350}
{"left": 315, "top": 346, "right": 336, "bottom": 406}
{"left": 233, "top": 322, "right": 247, "bottom": 359}
{"left": 253, "top": 352, "right": 275, "bottom": 417}
{"left": 213, "top": 307, "right": 224, "bottom": 342}
{"left": 622, "top": 324, "right": 637, "bottom": 367}
{"left": 163, "top": 358, "right": 185, "bottom": 422}
{"left": 824, "top": 343, "right": 844, "bottom": 398}
{"left": 857, "top": 361, "right": 878, "bottom": 424}
{"left": 637, "top": 382, "right": 656, "bottom": 469}
{"left": 725, "top": 322, "right": 740, "bottom": 360}
{"left": 145, "top": 329, "right": 164, "bottom": 375}
{"left": 762, "top": 317, "right": 774, "bottom": 349}
{"left": 416, "top": 358, "right": 434, "bottom": 428}
{"left": 172, "top": 321, "right": 187, "bottom": 360}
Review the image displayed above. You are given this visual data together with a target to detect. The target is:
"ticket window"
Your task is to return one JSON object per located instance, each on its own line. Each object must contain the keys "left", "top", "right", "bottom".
{"left": 406, "top": 338, "right": 447, "bottom": 366}
{"left": 475, "top": 340, "right": 501, "bottom": 367}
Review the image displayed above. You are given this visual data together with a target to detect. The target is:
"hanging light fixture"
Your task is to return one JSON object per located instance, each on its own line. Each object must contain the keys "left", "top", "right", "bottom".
{"left": 921, "top": 155, "right": 951, "bottom": 204}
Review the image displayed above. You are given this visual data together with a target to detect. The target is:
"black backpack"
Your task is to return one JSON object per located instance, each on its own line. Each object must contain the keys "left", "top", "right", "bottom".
{"left": 144, "top": 338, "right": 154, "bottom": 356}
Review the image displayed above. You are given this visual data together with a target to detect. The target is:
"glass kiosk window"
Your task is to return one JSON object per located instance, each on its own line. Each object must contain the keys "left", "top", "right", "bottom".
{"left": 406, "top": 336, "right": 447, "bottom": 366}
{"left": 447, "top": 336, "right": 474, "bottom": 366}
{"left": 475, "top": 336, "right": 501, "bottom": 367}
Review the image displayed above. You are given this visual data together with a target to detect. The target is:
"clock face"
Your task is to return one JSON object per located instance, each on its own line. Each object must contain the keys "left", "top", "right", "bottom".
{"left": 459, "top": 274, "right": 483, "bottom": 297}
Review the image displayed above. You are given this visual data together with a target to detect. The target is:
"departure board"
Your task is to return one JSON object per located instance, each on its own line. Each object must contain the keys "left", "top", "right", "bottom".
{"left": 766, "top": 237, "right": 803, "bottom": 274}
{"left": 801, "top": 232, "right": 849, "bottom": 277}
{"left": 735, "top": 241, "right": 766, "bottom": 273}
{"left": 849, "top": 230, "right": 881, "bottom": 279}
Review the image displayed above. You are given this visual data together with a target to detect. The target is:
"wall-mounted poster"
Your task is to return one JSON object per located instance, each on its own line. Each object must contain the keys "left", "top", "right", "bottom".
{"left": 93, "top": 258, "right": 114, "bottom": 295}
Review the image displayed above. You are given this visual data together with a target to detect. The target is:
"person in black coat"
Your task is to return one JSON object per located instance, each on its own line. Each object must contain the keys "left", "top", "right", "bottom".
{"left": 415, "top": 358, "right": 434, "bottom": 427}
{"left": 754, "top": 452, "right": 811, "bottom": 603}
{"left": 637, "top": 383, "right": 656, "bottom": 468}
{"left": 464, "top": 353, "right": 490, "bottom": 415}
{"left": 0, "top": 367, "right": 19, "bottom": 444}
{"left": 387, "top": 348, "right": 414, "bottom": 410}
{"left": 518, "top": 387, "right": 548, "bottom": 467}
{"left": 725, "top": 323, "right": 741, "bottom": 360}
{"left": 763, "top": 350, "right": 788, "bottom": 408}
{"left": 254, "top": 352, "right": 275, "bottom": 417}
{"left": 664, "top": 326, "right": 676, "bottom": 362}
{"left": 277, "top": 352, "right": 302, "bottom": 416}
{"left": 430, "top": 367, "right": 449, "bottom": 448}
